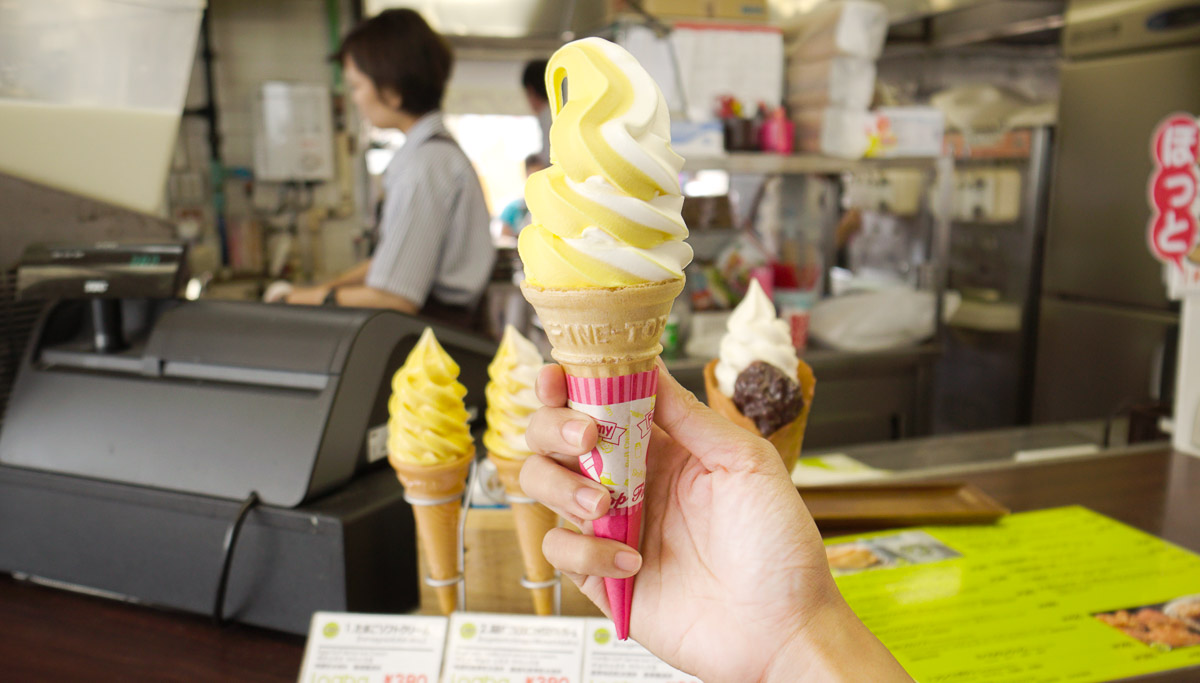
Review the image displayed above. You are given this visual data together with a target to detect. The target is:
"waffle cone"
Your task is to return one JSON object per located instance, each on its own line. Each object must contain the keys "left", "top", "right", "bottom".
{"left": 390, "top": 451, "right": 473, "bottom": 615}
{"left": 489, "top": 452, "right": 559, "bottom": 615}
{"left": 704, "top": 358, "right": 815, "bottom": 474}
{"left": 521, "top": 279, "right": 683, "bottom": 378}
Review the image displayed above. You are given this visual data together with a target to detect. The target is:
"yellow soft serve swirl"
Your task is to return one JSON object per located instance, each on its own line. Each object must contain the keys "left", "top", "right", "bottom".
{"left": 519, "top": 37, "right": 693, "bottom": 288}
{"left": 388, "top": 328, "right": 474, "bottom": 466}
{"left": 483, "top": 326, "right": 544, "bottom": 460}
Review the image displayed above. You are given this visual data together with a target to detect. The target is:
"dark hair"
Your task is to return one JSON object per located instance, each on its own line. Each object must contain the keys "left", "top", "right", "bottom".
{"left": 522, "top": 59, "right": 549, "bottom": 102}
{"left": 333, "top": 9, "right": 453, "bottom": 116}
{"left": 524, "top": 153, "right": 547, "bottom": 170}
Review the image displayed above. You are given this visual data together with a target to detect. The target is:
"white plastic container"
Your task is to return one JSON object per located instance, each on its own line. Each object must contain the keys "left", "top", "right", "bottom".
{"left": 0, "top": 0, "right": 206, "bottom": 214}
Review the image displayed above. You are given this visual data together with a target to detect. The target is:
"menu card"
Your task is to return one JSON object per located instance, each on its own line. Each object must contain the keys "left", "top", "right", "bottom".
{"left": 829, "top": 506, "right": 1200, "bottom": 682}
{"left": 299, "top": 612, "right": 447, "bottom": 683}
{"left": 581, "top": 618, "right": 701, "bottom": 683}
{"left": 300, "top": 613, "right": 696, "bottom": 683}
{"left": 442, "top": 613, "right": 585, "bottom": 681}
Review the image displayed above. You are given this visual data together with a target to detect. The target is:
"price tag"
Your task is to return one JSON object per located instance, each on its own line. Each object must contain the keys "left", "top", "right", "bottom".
{"left": 442, "top": 613, "right": 586, "bottom": 683}
{"left": 298, "top": 612, "right": 447, "bottom": 683}
{"left": 581, "top": 618, "right": 702, "bottom": 683}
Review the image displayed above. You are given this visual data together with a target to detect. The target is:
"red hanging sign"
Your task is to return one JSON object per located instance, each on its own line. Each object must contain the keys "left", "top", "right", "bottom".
{"left": 1148, "top": 114, "right": 1200, "bottom": 272}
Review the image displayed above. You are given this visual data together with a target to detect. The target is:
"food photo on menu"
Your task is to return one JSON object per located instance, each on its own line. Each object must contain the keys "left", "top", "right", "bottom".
{"left": 1095, "top": 595, "right": 1200, "bottom": 651}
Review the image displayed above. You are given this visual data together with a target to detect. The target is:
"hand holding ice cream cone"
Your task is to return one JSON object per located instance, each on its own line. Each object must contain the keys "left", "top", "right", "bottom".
{"left": 517, "top": 36, "right": 692, "bottom": 640}
{"left": 483, "top": 326, "right": 560, "bottom": 615}
{"left": 387, "top": 327, "right": 475, "bottom": 615}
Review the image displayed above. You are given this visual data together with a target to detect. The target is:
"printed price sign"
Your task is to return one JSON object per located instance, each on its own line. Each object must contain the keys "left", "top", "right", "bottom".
{"left": 297, "top": 612, "right": 447, "bottom": 683}
{"left": 442, "top": 613, "right": 586, "bottom": 683}
{"left": 1148, "top": 113, "right": 1200, "bottom": 294}
{"left": 581, "top": 618, "right": 702, "bottom": 683}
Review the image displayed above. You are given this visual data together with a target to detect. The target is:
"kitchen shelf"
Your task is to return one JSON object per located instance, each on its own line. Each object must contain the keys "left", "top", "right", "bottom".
{"left": 681, "top": 152, "right": 942, "bottom": 175}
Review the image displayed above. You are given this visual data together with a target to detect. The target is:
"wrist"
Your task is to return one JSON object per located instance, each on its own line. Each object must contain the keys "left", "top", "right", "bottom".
{"left": 763, "top": 594, "right": 910, "bottom": 683}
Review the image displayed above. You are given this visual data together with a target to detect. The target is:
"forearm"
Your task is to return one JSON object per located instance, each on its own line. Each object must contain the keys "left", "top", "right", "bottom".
{"left": 332, "top": 285, "right": 419, "bottom": 314}
{"left": 325, "top": 260, "right": 372, "bottom": 288}
{"left": 765, "top": 597, "right": 911, "bottom": 683}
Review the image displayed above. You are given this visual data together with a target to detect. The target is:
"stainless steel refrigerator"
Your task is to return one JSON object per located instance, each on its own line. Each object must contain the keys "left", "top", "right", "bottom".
{"left": 1032, "top": 0, "right": 1200, "bottom": 423}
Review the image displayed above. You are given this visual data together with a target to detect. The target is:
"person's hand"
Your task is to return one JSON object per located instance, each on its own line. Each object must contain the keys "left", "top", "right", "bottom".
{"left": 521, "top": 361, "right": 911, "bottom": 682}
{"left": 263, "top": 280, "right": 294, "bottom": 303}
{"left": 284, "top": 285, "right": 330, "bottom": 306}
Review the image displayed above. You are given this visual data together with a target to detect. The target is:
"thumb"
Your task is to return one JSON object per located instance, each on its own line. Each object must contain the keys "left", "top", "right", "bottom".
{"left": 651, "top": 359, "right": 778, "bottom": 474}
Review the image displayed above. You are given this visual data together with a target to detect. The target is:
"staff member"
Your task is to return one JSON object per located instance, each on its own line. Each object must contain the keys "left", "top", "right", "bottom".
{"left": 280, "top": 9, "right": 494, "bottom": 324}
{"left": 522, "top": 59, "right": 551, "bottom": 166}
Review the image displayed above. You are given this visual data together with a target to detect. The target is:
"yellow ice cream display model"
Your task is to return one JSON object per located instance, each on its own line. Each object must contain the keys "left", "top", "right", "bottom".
{"left": 482, "top": 326, "right": 543, "bottom": 461}
{"left": 388, "top": 327, "right": 473, "bottom": 467}
{"left": 518, "top": 37, "right": 693, "bottom": 288}
{"left": 386, "top": 327, "right": 474, "bottom": 615}
{"left": 482, "top": 326, "right": 561, "bottom": 616}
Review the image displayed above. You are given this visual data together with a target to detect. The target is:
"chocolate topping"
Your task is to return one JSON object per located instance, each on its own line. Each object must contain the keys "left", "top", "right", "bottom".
{"left": 732, "top": 361, "right": 804, "bottom": 436}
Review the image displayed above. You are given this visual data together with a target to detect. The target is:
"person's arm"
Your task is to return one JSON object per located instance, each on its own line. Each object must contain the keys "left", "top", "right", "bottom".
{"left": 276, "top": 260, "right": 371, "bottom": 304}
{"left": 283, "top": 281, "right": 418, "bottom": 313}
{"left": 329, "top": 285, "right": 418, "bottom": 313}
{"left": 325, "top": 260, "right": 372, "bottom": 288}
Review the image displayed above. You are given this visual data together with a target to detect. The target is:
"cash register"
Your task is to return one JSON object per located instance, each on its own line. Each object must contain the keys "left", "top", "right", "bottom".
{"left": 0, "top": 241, "right": 496, "bottom": 634}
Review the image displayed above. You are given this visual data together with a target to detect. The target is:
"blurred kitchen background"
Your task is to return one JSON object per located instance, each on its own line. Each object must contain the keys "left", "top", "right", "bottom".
{"left": 3, "top": 0, "right": 1196, "bottom": 457}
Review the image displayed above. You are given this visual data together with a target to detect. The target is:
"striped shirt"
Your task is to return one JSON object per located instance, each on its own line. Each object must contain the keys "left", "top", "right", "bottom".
{"left": 367, "top": 112, "right": 495, "bottom": 308}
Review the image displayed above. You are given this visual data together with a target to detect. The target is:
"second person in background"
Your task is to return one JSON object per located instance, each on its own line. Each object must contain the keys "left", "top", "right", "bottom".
{"left": 279, "top": 8, "right": 495, "bottom": 329}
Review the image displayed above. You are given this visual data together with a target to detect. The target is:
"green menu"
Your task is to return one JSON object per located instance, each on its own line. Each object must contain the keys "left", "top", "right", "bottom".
{"left": 827, "top": 507, "right": 1200, "bottom": 682}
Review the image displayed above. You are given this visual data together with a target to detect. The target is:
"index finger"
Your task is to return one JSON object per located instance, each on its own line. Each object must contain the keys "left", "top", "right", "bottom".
{"left": 535, "top": 364, "right": 568, "bottom": 408}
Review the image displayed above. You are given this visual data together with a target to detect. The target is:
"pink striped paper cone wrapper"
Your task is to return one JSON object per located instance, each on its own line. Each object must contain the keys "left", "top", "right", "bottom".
{"left": 521, "top": 278, "right": 684, "bottom": 640}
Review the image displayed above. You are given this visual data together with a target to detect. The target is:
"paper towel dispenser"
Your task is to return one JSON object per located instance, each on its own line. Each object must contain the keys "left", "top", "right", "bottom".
{"left": 0, "top": 298, "right": 494, "bottom": 507}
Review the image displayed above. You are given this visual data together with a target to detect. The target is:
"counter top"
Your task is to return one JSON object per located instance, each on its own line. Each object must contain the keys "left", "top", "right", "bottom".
{"left": 2, "top": 446, "right": 1198, "bottom": 681}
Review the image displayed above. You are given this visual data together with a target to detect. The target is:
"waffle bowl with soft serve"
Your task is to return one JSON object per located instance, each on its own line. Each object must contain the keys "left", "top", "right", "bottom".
{"left": 386, "top": 327, "right": 475, "bottom": 615}
{"left": 703, "top": 280, "right": 815, "bottom": 475}
{"left": 517, "top": 37, "right": 691, "bottom": 640}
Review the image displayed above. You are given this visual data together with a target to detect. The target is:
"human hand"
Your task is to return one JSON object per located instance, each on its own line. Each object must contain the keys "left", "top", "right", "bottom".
{"left": 284, "top": 285, "right": 330, "bottom": 306}
{"left": 520, "top": 361, "right": 910, "bottom": 682}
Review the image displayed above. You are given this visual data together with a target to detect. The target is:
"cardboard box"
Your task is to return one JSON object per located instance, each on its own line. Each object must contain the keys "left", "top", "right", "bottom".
{"left": 712, "top": 0, "right": 768, "bottom": 21}
{"left": 612, "top": 0, "right": 767, "bottom": 22}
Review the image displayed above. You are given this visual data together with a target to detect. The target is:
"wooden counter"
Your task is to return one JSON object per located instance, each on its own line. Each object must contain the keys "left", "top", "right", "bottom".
{"left": 2, "top": 447, "right": 1197, "bottom": 681}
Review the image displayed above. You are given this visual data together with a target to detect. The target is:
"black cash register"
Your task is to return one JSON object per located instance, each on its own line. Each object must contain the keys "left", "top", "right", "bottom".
{"left": 0, "top": 241, "right": 496, "bottom": 633}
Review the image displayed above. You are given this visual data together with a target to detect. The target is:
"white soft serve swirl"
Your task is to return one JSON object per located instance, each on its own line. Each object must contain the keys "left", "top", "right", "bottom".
{"left": 715, "top": 279, "right": 800, "bottom": 397}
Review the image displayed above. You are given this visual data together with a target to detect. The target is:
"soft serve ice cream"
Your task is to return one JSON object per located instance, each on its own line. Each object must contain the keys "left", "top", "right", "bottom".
{"left": 483, "top": 326, "right": 544, "bottom": 461}
{"left": 388, "top": 327, "right": 474, "bottom": 466}
{"left": 516, "top": 37, "right": 691, "bottom": 640}
{"left": 386, "top": 327, "right": 475, "bottom": 615}
{"left": 714, "top": 280, "right": 806, "bottom": 437}
{"left": 715, "top": 279, "right": 801, "bottom": 398}
{"left": 483, "top": 327, "right": 559, "bottom": 616}
{"left": 519, "top": 37, "right": 693, "bottom": 287}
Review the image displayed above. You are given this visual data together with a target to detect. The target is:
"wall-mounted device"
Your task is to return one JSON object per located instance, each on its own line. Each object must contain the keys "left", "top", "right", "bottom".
{"left": 253, "top": 81, "right": 335, "bottom": 182}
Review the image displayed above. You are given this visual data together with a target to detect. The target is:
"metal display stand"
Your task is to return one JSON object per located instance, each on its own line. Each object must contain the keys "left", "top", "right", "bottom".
{"left": 422, "top": 458, "right": 563, "bottom": 615}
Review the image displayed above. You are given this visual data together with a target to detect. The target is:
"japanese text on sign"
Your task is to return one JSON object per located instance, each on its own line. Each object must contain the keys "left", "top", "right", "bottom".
{"left": 1148, "top": 114, "right": 1200, "bottom": 271}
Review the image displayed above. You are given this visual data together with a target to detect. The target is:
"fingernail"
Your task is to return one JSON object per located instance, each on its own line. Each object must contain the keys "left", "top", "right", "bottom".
{"left": 614, "top": 551, "right": 642, "bottom": 573}
{"left": 562, "top": 420, "right": 588, "bottom": 447}
{"left": 575, "top": 487, "right": 605, "bottom": 514}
